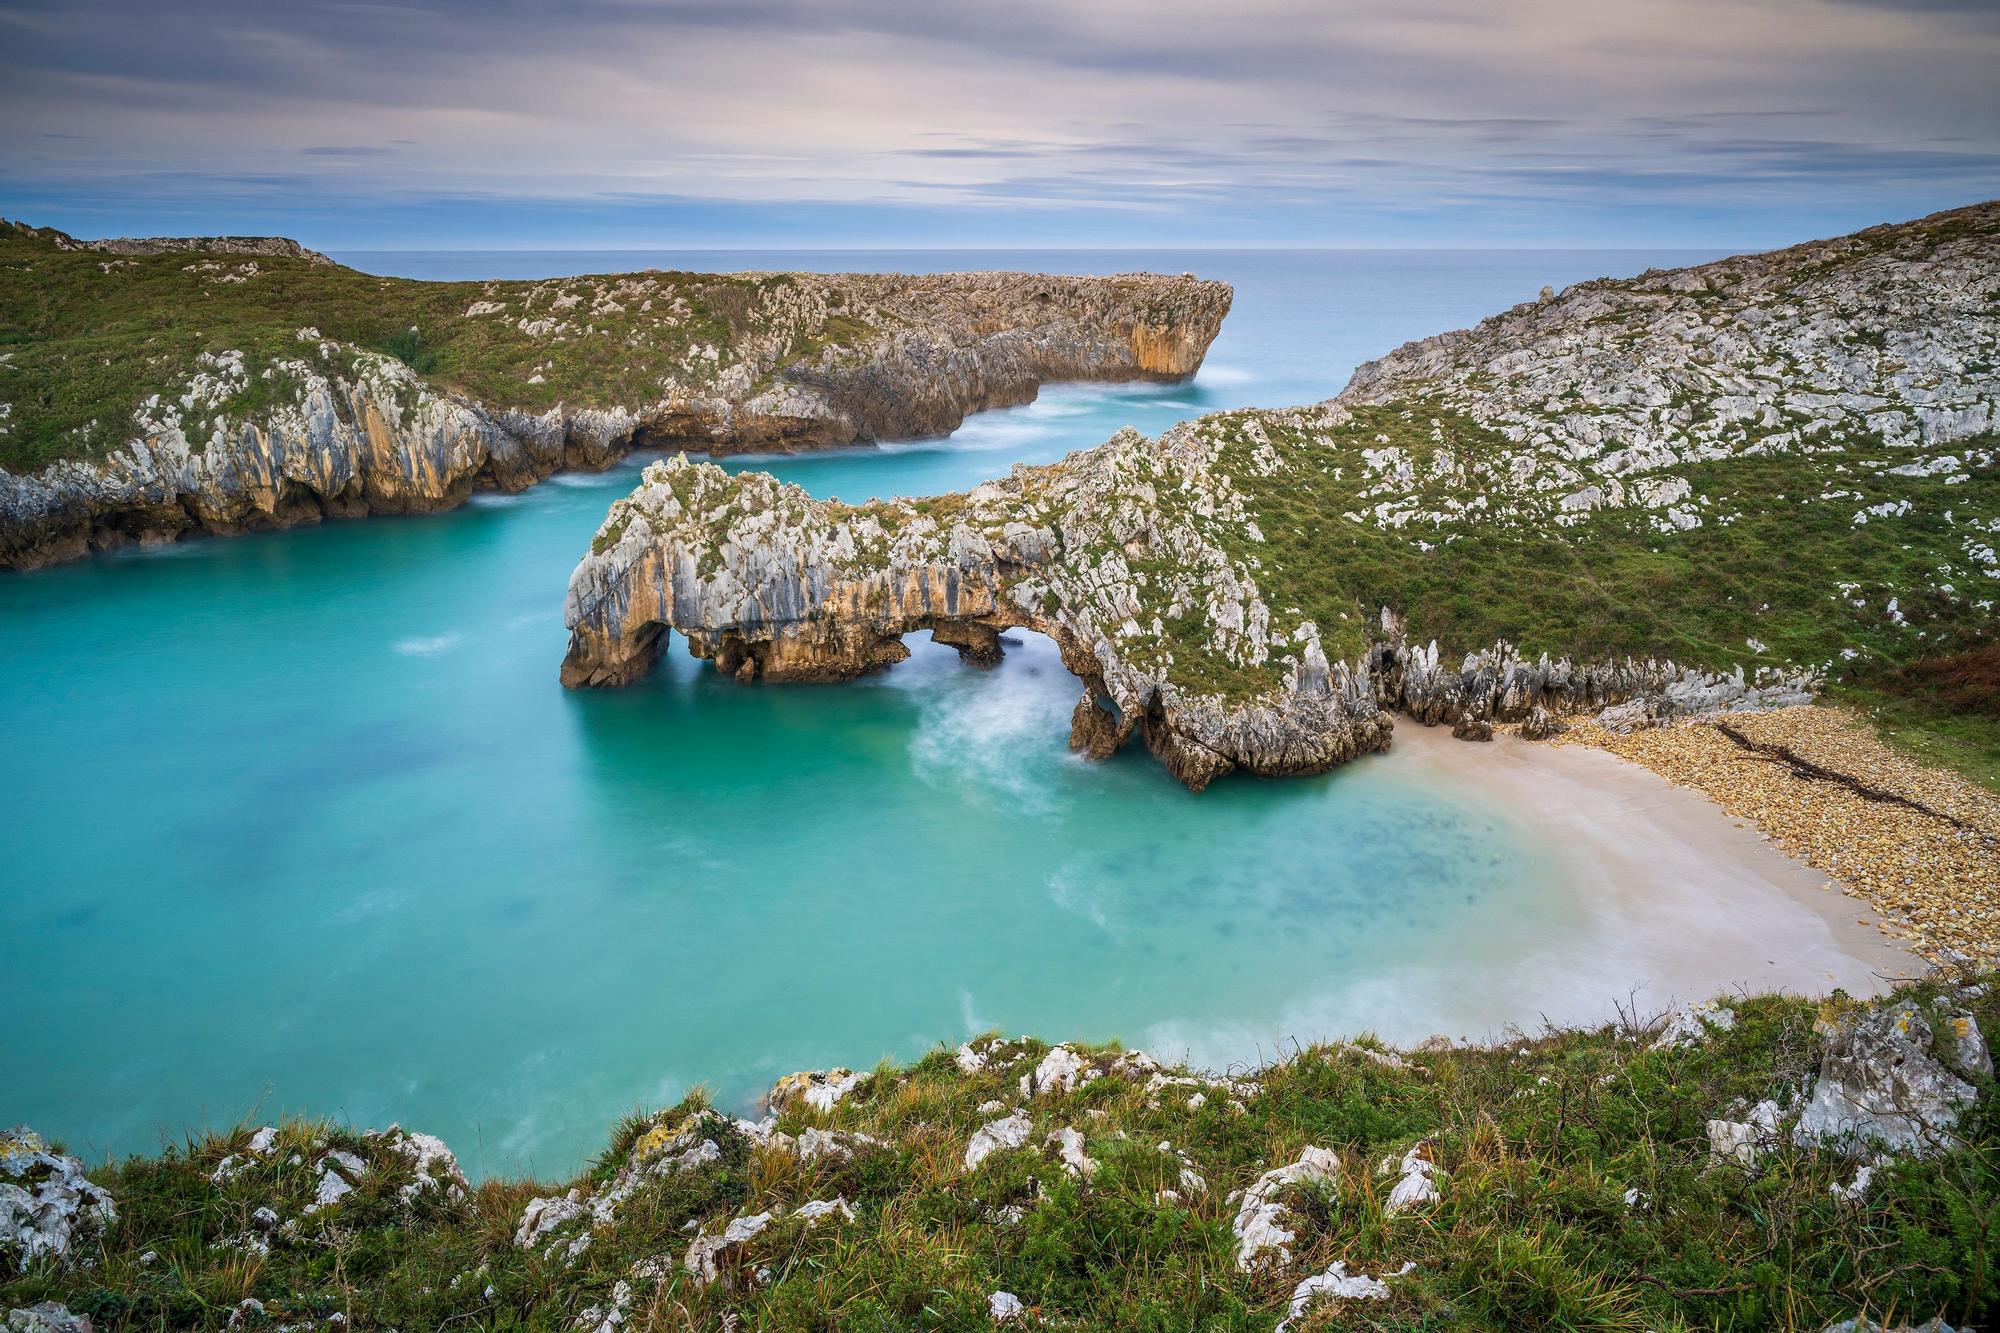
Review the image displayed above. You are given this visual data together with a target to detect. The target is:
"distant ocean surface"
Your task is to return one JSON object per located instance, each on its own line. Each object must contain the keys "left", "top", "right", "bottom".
{"left": 3, "top": 247, "right": 1724, "bottom": 1177}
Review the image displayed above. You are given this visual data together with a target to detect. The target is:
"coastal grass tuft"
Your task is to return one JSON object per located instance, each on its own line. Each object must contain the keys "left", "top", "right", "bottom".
{"left": 6, "top": 975, "right": 1996, "bottom": 1330}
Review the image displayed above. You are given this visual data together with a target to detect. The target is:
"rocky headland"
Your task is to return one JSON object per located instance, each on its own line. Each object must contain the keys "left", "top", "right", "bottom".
{"left": 561, "top": 202, "right": 1998, "bottom": 791}
{"left": 0, "top": 221, "right": 1229, "bottom": 568}
{"left": 4, "top": 972, "right": 1992, "bottom": 1330}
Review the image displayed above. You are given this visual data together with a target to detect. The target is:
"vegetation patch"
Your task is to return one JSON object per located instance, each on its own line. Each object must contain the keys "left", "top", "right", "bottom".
{"left": 4, "top": 976, "right": 1994, "bottom": 1330}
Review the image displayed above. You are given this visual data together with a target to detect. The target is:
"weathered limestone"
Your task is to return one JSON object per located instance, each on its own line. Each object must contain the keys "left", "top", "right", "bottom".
{"left": 559, "top": 202, "right": 1998, "bottom": 788}
{"left": 0, "top": 253, "right": 1228, "bottom": 568}
{"left": 559, "top": 439, "right": 1392, "bottom": 790}
{"left": 1339, "top": 201, "right": 2000, "bottom": 531}
{"left": 0, "top": 1128, "right": 115, "bottom": 1273}
{"left": 1793, "top": 997, "right": 1991, "bottom": 1156}
{"left": 1369, "top": 608, "right": 1821, "bottom": 736}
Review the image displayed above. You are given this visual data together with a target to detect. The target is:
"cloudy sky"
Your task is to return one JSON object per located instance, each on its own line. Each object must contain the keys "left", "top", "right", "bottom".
{"left": 2, "top": 0, "right": 1996, "bottom": 249}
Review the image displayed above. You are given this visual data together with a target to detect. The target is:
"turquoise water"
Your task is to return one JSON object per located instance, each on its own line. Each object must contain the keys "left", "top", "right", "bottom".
{"left": 3, "top": 248, "right": 1720, "bottom": 1177}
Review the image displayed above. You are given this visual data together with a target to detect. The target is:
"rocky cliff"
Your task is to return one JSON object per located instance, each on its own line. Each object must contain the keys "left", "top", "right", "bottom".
{"left": 563, "top": 202, "right": 1996, "bottom": 789}
{"left": 0, "top": 221, "right": 1229, "bottom": 568}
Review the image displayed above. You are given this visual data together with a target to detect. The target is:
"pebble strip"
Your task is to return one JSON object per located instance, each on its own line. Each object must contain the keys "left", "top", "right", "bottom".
{"left": 1556, "top": 706, "right": 2000, "bottom": 964}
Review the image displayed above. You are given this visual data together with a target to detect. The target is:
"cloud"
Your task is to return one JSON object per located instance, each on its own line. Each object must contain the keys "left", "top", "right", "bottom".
{"left": 0, "top": 0, "right": 1993, "bottom": 245}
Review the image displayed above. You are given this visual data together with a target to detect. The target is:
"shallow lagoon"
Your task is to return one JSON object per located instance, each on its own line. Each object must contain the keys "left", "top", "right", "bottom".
{"left": 7, "top": 246, "right": 1793, "bottom": 1177}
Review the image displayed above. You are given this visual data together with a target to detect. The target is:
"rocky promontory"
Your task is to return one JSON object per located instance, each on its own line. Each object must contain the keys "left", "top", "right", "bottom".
{"left": 0, "top": 221, "right": 1229, "bottom": 568}
{"left": 563, "top": 202, "right": 1997, "bottom": 790}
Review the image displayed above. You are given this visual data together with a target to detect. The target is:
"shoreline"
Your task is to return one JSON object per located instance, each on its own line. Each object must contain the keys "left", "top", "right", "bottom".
{"left": 1550, "top": 705, "right": 2000, "bottom": 966}
{"left": 1376, "top": 718, "right": 1923, "bottom": 1011}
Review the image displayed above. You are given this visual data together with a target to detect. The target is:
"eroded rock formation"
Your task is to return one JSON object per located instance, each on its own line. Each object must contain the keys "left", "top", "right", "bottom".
{"left": 560, "top": 434, "right": 1391, "bottom": 791}
{"left": 561, "top": 202, "right": 1997, "bottom": 789}
{"left": 0, "top": 224, "right": 1229, "bottom": 568}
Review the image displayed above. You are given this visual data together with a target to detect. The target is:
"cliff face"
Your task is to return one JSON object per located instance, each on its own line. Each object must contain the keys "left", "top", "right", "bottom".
{"left": 0, "top": 222, "right": 1230, "bottom": 569}
{"left": 80, "top": 235, "right": 337, "bottom": 265}
{"left": 562, "top": 203, "right": 1997, "bottom": 790}
{"left": 560, "top": 437, "right": 1393, "bottom": 790}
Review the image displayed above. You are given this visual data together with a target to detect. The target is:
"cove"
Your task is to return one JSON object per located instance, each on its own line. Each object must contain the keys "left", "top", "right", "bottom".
{"left": 9, "top": 245, "right": 1885, "bottom": 1181}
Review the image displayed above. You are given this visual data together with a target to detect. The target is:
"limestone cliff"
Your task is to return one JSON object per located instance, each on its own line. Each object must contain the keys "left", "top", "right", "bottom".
{"left": 0, "top": 221, "right": 1230, "bottom": 568}
{"left": 561, "top": 202, "right": 1997, "bottom": 790}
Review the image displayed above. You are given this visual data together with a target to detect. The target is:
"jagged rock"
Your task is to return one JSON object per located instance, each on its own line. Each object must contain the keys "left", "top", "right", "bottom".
{"left": 1380, "top": 1142, "right": 1443, "bottom": 1213}
{"left": 1276, "top": 1262, "right": 1413, "bottom": 1332}
{"left": 1793, "top": 1000, "right": 1990, "bottom": 1157}
{"left": 514, "top": 1110, "right": 735, "bottom": 1261}
{"left": 5, "top": 1304, "right": 93, "bottom": 1333}
{"left": 0, "top": 234, "right": 1229, "bottom": 569}
{"left": 1, "top": 1128, "right": 116, "bottom": 1273}
{"left": 770, "top": 1068, "right": 866, "bottom": 1114}
{"left": 302, "top": 1150, "right": 366, "bottom": 1214}
{"left": 1050, "top": 1127, "right": 1098, "bottom": 1178}
{"left": 793, "top": 1196, "right": 856, "bottom": 1226}
{"left": 1450, "top": 712, "right": 1493, "bottom": 742}
{"left": 988, "top": 1292, "right": 1026, "bottom": 1324}
{"left": 1231, "top": 1146, "right": 1341, "bottom": 1271}
{"left": 372, "top": 1125, "right": 469, "bottom": 1205}
{"left": 1022, "top": 1046, "right": 1094, "bottom": 1098}
{"left": 1708, "top": 1100, "right": 1783, "bottom": 1167}
{"left": 965, "top": 1113, "right": 1034, "bottom": 1171}
{"left": 684, "top": 1209, "right": 774, "bottom": 1288}
{"left": 1517, "top": 705, "right": 1565, "bottom": 740}
{"left": 1653, "top": 999, "right": 1738, "bottom": 1049}
{"left": 1374, "top": 635, "right": 1819, "bottom": 739}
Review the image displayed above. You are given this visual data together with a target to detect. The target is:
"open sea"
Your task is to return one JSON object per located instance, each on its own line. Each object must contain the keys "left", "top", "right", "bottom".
{"left": 3, "top": 247, "right": 1731, "bottom": 1177}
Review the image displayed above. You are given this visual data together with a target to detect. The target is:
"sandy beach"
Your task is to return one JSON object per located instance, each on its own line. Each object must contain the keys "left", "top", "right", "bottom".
{"left": 1383, "top": 720, "right": 1922, "bottom": 1014}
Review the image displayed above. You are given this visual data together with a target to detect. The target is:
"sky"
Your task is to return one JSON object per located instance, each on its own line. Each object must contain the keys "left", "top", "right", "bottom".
{"left": 2, "top": 0, "right": 1997, "bottom": 250}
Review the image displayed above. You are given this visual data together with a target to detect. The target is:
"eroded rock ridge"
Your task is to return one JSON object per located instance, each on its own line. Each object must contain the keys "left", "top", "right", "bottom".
{"left": 564, "top": 203, "right": 1996, "bottom": 788}
{"left": 0, "top": 221, "right": 1229, "bottom": 568}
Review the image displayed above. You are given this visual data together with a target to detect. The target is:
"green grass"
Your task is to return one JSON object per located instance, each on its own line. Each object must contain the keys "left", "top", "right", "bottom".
{"left": 1093, "top": 404, "right": 1997, "bottom": 786}
{"left": 5, "top": 975, "right": 1995, "bottom": 1330}
{"left": 0, "top": 221, "right": 874, "bottom": 473}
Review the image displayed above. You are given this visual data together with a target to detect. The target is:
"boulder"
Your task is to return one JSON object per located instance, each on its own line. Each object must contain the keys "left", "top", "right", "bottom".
{"left": 5, "top": 1305, "right": 93, "bottom": 1333}
{"left": 1794, "top": 1000, "right": 1989, "bottom": 1157}
{"left": 1, "top": 1128, "right": 116, "bottom": 1273}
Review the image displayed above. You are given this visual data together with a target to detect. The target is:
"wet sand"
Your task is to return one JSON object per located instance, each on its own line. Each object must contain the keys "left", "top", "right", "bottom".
{"left": 1140, "top": 718, "right": 1923, "bottom": 1067}
{"left": 1388, "top": 720, "right": 1921, "bottom": 1009}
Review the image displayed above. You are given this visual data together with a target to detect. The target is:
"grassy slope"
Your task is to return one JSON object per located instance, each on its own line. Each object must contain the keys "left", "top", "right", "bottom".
{"left": 0, "top": 222, "right": 840, "bottom": 474}
{"left": 3, "top": 977, "right": 1993, "bottom": 1331}
{"left": 1096, "top": 403, "right": 1998, "bottom": 787}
